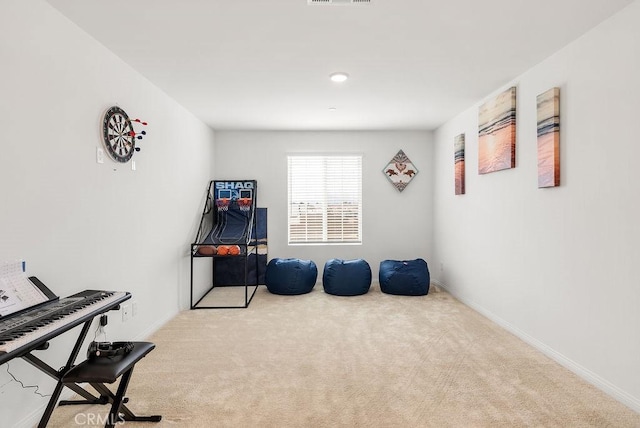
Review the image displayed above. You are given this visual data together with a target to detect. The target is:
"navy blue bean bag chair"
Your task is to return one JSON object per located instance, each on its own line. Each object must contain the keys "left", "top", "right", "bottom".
{"left": 265, "top": 258, "right": 317, "bottom": 295}
{"left": 379, "top": 259, "right": 430, "bottom": 296}
{"left": 322, "top": 259, "right": 372, "bottom": 296}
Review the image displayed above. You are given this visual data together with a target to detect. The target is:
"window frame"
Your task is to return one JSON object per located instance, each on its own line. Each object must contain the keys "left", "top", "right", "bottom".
{"left": 287, "top": 153, "right": 363, "bottom": 245}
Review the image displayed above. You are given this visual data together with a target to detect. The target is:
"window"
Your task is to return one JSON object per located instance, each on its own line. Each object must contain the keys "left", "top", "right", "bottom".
{"left": 288, "top": 155, "right": 362, "bottom": 244}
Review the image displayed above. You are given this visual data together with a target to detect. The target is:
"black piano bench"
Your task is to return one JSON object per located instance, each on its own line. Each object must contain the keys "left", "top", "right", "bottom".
{"left": 59, "top": 341, "right": 161, "bottom": 428}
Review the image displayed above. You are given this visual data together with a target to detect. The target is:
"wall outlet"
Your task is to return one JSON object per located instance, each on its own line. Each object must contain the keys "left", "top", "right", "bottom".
{"left": 121, "top": 304, "right": 130, "bottom": 322}
{"left": 131, "top": 160, "right": 136, "bottom": 171}
{"left": 439, "top": 262, "right": 444, "bottom": 273}
{"left": 131, "top": 301, "right": 138, "bottom": 317}
{"left": 96, "top": 147, "right": 104, "bottom": 164}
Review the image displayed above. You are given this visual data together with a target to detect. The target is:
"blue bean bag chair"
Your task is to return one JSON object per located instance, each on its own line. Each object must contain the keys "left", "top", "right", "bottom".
{"left": 322, "top": 259, "right": 372, "bottom": 296}
{"left": 379, "top": 259, "right": 430, "bottom": 296}
{"left": 265, "top": 258, "right": 317, "bottom": 295}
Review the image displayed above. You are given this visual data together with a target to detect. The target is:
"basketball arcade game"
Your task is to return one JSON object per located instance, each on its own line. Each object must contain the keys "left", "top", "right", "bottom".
{"left": 190, "top": 180, "right": 263, "bottom": 309}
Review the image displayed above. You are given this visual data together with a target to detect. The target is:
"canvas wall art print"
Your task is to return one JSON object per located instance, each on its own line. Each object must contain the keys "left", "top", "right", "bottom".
{"left": 537, "top": 88, "right": 560, "bottom": 188}
{"left": 478, "top": 87, "right": 517, "bottom": 174}
{"left": 383, "top": 150, "right": 418, "bottom": 192}
{"left": 454, "top": 134, "right": 465, "bottom": 195}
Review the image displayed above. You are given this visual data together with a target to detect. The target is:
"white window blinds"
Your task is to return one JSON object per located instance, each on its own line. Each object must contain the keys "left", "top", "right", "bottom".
{"left": 288, "top": 155, "right": 362, "bottom": 244}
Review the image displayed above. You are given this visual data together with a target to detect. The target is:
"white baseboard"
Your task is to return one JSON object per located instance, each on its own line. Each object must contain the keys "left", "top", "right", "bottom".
{"left": 134, "top": 309, "right": 179, "bottom": 341}
{"left": 431, "top": 280, "right": 640, "bottom": 413}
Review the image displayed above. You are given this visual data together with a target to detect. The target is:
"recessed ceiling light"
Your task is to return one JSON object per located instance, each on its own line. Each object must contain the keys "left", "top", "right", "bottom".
{"left": 328, "top": 107, "right": 337, "bottom": 111}
{"left": 329, "top": 72, "right": 349, "bottom": 83}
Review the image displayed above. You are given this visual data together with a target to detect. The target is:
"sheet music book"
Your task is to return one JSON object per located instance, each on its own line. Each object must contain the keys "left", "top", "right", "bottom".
{"left": 0, "top": 261, "right": 55, "bottom": 318}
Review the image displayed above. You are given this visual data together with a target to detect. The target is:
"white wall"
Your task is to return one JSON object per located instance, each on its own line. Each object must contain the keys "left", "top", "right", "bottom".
{"left": 214, "top": 131, "right": 434, "bottom": 279}
{"left": 432, "top": 0, "right": 640, "bottom": 411}
{"left": 3, "top": 0, "right": 637, "bottom": 423}
{"left": 0, "top": 1, "right": 215, "bottom": 426}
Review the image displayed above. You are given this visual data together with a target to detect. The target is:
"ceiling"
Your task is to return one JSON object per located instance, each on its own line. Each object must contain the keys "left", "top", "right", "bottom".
{"left": 47, "top": 0, "right": 633, "bottom": 131}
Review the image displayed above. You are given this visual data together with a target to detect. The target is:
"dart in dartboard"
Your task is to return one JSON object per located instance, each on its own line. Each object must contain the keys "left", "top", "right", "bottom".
{"left": 101, "top": 106, "right": 149, "bottom": 163}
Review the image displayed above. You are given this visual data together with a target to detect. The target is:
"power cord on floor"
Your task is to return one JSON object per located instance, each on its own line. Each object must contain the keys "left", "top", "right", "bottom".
{"left": 5, "top": 363, "right": 50, "bottom": 398}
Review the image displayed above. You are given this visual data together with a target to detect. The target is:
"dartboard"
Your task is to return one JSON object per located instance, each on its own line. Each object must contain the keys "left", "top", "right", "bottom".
{"left": 102, "top": 106, "right": 135, "bottom": 163}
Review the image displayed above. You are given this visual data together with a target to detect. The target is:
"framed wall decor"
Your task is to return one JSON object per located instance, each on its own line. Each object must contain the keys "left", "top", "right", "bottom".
{"left": 478, "top": 87, "right": 517, "bottom": 174}
{"left": 537, "top": 87, "right": 560, "bottom": 188}
{"left": 383, "top": 150, "right": 418, "bottom": 192}
{"left": 454, "top": 134, "right": 465, "bottom": 195}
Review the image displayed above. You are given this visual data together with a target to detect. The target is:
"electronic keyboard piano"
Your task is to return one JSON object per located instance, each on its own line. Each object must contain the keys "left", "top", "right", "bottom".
{"left": 0, "top": 275, "right": 131, "bottom": 427}
{"left": 0, "top": 288, "right": 130, "bottom": 365}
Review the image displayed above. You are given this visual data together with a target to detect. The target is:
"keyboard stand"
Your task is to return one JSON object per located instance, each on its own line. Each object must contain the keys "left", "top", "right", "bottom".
{"left": 22, "top": 319, "right": 98, "bottom": 427}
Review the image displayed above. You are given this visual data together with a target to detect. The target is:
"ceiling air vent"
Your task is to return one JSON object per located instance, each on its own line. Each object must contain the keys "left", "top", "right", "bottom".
{"left": 308, "top": 0, "right": 371, "bottom": 5}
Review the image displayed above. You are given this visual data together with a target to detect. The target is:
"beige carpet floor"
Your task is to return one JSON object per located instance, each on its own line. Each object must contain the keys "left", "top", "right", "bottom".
{"left": 48, "top": 285, "right": 640, "bottom": 427}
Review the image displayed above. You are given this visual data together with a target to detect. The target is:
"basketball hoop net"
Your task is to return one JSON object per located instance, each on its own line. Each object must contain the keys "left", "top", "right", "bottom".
{"left": 238, "top": 198, "right": 252, "bottom": 212}
{"left": 216, "top": 198, "right": 229, "bottom": 212}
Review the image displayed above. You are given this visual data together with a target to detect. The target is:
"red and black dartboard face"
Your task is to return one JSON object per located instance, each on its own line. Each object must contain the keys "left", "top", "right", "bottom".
{"left": 102, "top": 106, "right": 135, "bottom": 163}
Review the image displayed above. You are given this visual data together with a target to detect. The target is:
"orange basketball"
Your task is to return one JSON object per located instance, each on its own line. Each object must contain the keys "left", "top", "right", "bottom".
{"left": 216, "top": 245, "right": 229, "bottom": 256}
{"left": 228, "top": 245, "right": 241, "bottom": 256}
{"left": 197, "top": 245, "right": 216, "bottom": 256}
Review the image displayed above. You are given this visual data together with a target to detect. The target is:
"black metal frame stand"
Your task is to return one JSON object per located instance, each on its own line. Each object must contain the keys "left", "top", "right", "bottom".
{"left": 189, "top": 180, "right": 264, "bottom": 309}
{"left": 26, "top": 320, "right": 94, "bottom": 428}
{"left": 190, "top": 244, "right": 261, "bottom": 309}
